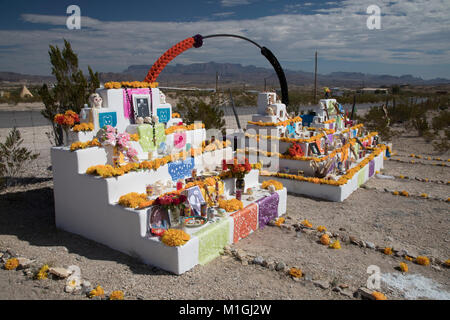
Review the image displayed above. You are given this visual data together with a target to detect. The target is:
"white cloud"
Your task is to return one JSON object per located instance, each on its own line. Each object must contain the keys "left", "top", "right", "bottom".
{"left": 220, "top": 0, "right": 252, "bottom": 7}
{"left": 212, "top": 11, "right": 235, "bottom": 17}
{"left": 0, "top": 0, "right": 448, "bottom": 78}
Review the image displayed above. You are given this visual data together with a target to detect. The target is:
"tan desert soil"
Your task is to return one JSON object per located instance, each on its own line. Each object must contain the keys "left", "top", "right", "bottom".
{"left": 0, "top": 111, "right": 449, "bottom": 300}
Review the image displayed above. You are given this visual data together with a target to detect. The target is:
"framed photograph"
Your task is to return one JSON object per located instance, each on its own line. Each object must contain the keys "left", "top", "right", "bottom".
{"left": 182, "top": 186, "right": 205, "bottom": 216}
{"left": 133, "top": 94, "right": 151, "bottom": 120}
{"left": 148, "top": 206, "right": 170, "bottom": 236}
{"left": 309, "top": 142, "right": 321, "bottom": 155}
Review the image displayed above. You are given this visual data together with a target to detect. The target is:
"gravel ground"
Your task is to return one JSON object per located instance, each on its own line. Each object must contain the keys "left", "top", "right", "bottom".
{"left": 0, "top": 107, "right": 449, "bottom": 300}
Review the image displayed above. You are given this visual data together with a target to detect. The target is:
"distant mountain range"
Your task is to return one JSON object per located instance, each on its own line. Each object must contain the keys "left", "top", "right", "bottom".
{"left": 1, "top": 62, "right": 449, "bottom": 87}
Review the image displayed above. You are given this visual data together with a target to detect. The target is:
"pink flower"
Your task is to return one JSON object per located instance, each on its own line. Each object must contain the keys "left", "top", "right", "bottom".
{"left": 105, "top": 125, "right": 116, "bottom": 133}
{"left": 104, "top": 132, "right": 116, "bottom": 146}
{"left": 117, "top": 133, "right": 130, "bottom": 148}
{"left": 126, "top": 147, "right": 138, "bottom": 161}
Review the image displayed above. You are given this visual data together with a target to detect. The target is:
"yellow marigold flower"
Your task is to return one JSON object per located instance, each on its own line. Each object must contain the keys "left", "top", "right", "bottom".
{"left": 399, "top": 262, "right": 408, "bottom": 272}
{"left": 384, "top": 247, "right": 393, "bottom": 255}
{"left": 218, "top": 199, "right": 243, "bottom": 212}
{"left": 301, "top": 219, "right": 312, "bottom": 228}
{"left": 4, "top": 258, "right": 19, "bottom": 270}
{"left": 118, "top": 192, "right": 152, "bottom": 209}
{"left": 274, "top": 217, "right": 285, "bottom": 227}
{"left": 372, "top": 291, "right": 387, "bottom": 300}
{"left": 289, "top": 267, "right": 303, "bottom": 278}
{"left": 161, "top": 229, "right": 190, "bottom": 247}
{"left": 320, "top": 234, "right": 330, "bottom": 246}
{"left": 401, "top": 190, "right": 409, "bottom": 197}
{"left": 329, "top": 239, "right": 341, "bottom": 249}
{"left": 416, "top": 256, "right": 430, "bottom": 266}
{"left": 410, "top": 154, "right": 415, "bottom": 157}
{"left": 445, "top": 259, "right": 450, "bottom": 268}
{"left": 399, "top": 175, "right": 405, "bottom": 179}
{"left": 420, "top": 193, "right": 428, "bottom": 198}
{"left": 35, "top": 264, "right": 49, "bottom": 280}
{"left": 405, "top": 255, "right": 413, "bottom": 262}
{"left": 109, "top": 290, "right": 124, "bottom": 300}
{"left": 261, "top": 180, "right": 283, "bottom": 190}
{"left": 317, "top": 225, "right": 327, "bottom": 232}
{"left": 89, "top": 285, "right": 105, "bottom": 298}
{"left": 392, "top": 191, "right": 399, "bottom": 195}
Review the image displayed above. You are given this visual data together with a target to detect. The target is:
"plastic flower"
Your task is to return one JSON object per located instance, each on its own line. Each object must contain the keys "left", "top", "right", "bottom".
{"left": 384, "top": 247, "right": 393, "bottom": 255}
{"left": 416, "top": 256, "right": 430, "bottom": 266}
{"left": 399, "top": 262, "right": 408, "bottom": 272}
{"left": 320, "top": 234, "right": 330, "bottom": 245}
{"left": 289, "top": 267, "right": 303, "bottom": 278}
{"left": 329, "top": 239, "right": 341, "bottom": 249}
{"left": 109, "top": 290, "right": 124, "bottom": 300}
{"left": 4, "top": 258, "right": 19, "bottom": 270}
{"left": 372, "top": 291, "right": 387, "bottom": 300}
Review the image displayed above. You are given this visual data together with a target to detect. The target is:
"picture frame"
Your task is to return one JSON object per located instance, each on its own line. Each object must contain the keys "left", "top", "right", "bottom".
{"left": 182, "top": 186, "right": 205, "bottom": 216}
{"left": 309, "top": 142, "right": 321, "bottom": 155}
{"left": 148, "top": 205, "right": 170, "bottom": 236}
{"left": 133, "top": 94, "right": 151, "bottom": 120}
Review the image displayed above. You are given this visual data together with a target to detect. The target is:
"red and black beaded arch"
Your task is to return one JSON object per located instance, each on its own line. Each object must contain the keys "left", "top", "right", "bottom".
{"left": 143, "top": 34, "right": 289, "bottom": 106}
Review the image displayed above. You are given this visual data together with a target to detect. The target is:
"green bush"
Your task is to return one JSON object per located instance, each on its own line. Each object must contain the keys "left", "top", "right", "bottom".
{"left": 176, "top": 96, "right": 225, "bottom": 131}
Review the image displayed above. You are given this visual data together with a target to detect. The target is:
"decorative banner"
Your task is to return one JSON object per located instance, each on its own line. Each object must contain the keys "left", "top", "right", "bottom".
{"left": 286, "top": 124, "right": 295, "bottom": 136}
{"left": 168, "top": 157, "right": 195, "bottom": 181}
{"left": 194, "top": 217, "right": 231, "bottom": 265}
{"left": 257, "top": 192, "right": 279, "bottom": 229}
{"left": 327, "top": 134, "right": 333, "bottom": 144}
{"left": 122, "top": 88, "right": 150, "bottom": 119}
{"left": 138, "top": 124, "right": 155, "bottom": 152}
{"left": 154, "top": 123, "right": 166, "bottom": 146}
{"left": 98, "top": 112, "right": 117, "bottom": 128}
{"left": 174, "top": 131, "right": 187, "bottom": 149}
{"left": 156, "top": 108, "right": 171, "bottom": 123}
{"left": 358, "top": 166, "right": 367, "bottom": 186}
{"left": 231, "top": 203, "right": 258, "bottom": 243}
{"left": 369, "top": 159, "right": 375, "bottom": 177}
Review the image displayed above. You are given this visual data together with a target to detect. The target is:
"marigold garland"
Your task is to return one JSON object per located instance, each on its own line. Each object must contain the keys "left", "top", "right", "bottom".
{"left": 70, "top": 138, "right": 102, "bottom": 151}
{"left": 289, "top": 267, "right": 303, "bottom": 278}
{"left": 161, "top": 229, "right": 190, "bottom": 247}
{"left": 72, "top": 122, "right": 94, "bottom": 132}
{"left": 109, "top": 290, "right": 125, "bottom": 300}
{"left": 247, "top": 117, "right": 302, "bottom": 127}
{"left": 4, "top": 258, "right": 19, "bottom": 270}
{"left": 165, "top": 123, "right": 204, "bottom": 135}
{"left": 415, "top": 256, "right": 430, "bottom": 266}
{"left": 261, "top": 180, "right": 283, "bottom": 191}
{"left": 104, "top": 81, "right": 158, "bottom": 89}
{"left": 372, "top": 291, "right": 387, "bottom": 300}
{"left": 218, "top": 199, "right": 244, "bottom": 212}
{"left": 399, "top": 262, "right": 408, "bottom": 272}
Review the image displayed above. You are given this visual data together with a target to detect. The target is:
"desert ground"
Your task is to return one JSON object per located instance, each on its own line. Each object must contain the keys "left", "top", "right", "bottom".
{"left": 0, "top": 103, "right": 449, "bottom": 300}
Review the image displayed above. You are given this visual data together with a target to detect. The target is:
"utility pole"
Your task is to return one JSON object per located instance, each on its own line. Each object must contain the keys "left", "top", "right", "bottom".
{"left": 215, "top": 71, "right": 219, "bottom": 93}
{"left": 314, "top": 51, "right": 318, "bottom": 104}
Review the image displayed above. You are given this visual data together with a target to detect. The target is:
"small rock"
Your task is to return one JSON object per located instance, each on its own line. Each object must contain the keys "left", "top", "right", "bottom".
{"left": 262, "top": 260, "right": 270, "bottom": 268}
{"left": 65, "top": 285, "right": 75, "bottom": 293}
{"left": 312, "top": 280, "right": 330, "bottom": 290}
{"left": 339, "top": 283, "right": 349, "bottom": 289}
{"left": 431, "top": 265, "right": 441, "bottom": 272}
{"left": 253, "top": 256, "right": 264, "bottom": 266}
{"left": 395, "top": 249, "right": 407, "bottom": 257}
{"left": 340, "top": 289, "right": 354, "bottom": 298}
{"left": 304, "top": 274, "right": 312, "bottom": 281}
{"left": 275, "top": 261, "right": 286, "bottom": 272}
{"left": 267, "top": 262, "right": 275, "bottom": 271}
{"left": 349, "top": 236, "right": 359, "bottom": 245}
{"left": 385, "top": 236, "right": 394, "bottom": 242}
{"left": 360, "top": 241, "right": 366, "bottom": 248}
{"left": 339, "top": 234, "right": 349, "bottom": 244}
{"left": 6, "top": 249, "right": 17, "bottom": 258}
{"left": 235, "top": 249, "right": 246, "bottom": 261}
{"left": 357, "top": 287, "right": 375, "bottom": 300}
{"left": 241, "top": 260, "right": 248, "bottom": 266}
{"left": 49, "top": 267, "right": 71, "bottom": 279}
{"left": 365, "top": 241, "right": 375, "bottom": 249}
{"left": 332, "top": 287, "right": 342, "bottom": 293}
{"left": 339, "top": 227, "right": 346, "bottom": 231}
{"left": 302, "top": 229, "right": 315, "bottom": 235}
{"left": 325, "top": 231, "right": 333, "bottom": 237}
{"left": 16, "top": 257, "right": 35, "bottom": 269}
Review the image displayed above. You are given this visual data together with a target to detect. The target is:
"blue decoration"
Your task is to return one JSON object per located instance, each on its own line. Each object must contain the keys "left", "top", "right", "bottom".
{"left": 300, "top": 114, "right": 314, "bottom": 127}
{"left": 168, "top": 157, "right": 195, "bottom": 181}
{"left": 156, "top": 108, "right": 171, "bottom": 123}
{"left": 185, "top": 143, "right": 191, "bottom": 152}
{"left": 286, "top": 124, "right": 295, "bottom": 136}
{"left": 99, "top": 112, "right": 117, "bottom": 128}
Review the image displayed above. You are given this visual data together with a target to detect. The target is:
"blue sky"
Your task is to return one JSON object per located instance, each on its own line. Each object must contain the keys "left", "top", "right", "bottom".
{"left": 0, "top": 0, "right": 449, "bottom": 79}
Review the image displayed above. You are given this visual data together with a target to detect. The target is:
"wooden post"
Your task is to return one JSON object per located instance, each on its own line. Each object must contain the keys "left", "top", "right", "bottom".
{"left": 314, "top": 51, "right": 318, "bottom": 104}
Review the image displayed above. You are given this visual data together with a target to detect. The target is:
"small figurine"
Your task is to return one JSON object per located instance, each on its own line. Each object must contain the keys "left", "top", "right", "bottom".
{"left": 144, "top": 116, "right": 152, "bottom": 124}
{"left": 152, "top": 115, "right": 159, "bottom": 124}
{"left": 89, "top": 93, "right": 103, "bottom": 109}
{"left": 135, "top": 117, "right": 144, "bottom": 125}
{"left": 266, "top": 106, "right": 275, "bottom": 116}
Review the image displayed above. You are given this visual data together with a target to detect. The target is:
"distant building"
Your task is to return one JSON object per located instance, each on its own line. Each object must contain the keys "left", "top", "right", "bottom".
{"left": 358, "top": 88, "right": 388, "bottom": 94}
{"left": 20, "top": 85, "right": 33, "bottom": 98}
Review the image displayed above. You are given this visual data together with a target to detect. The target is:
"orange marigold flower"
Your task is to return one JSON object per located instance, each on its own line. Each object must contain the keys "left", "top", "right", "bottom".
{"left": 399, "top": 262, "right": 408, "bottom": 272}
{"left": 4, "top": 258, "right": 19, "bottom": 270}
{"left": 89, "top": 285, "right": 105, "bottom": 298}
{"left": 384, "top": 247, "right": 393, "bottom": 255}
{"left": 289, "top": 267, "right": 303, "bottom": 278}
{"left": 416, "top": 256, "right": 430, "bottom": 266}
{"left": 392, "top": 191, "right": 399, "bottom": 195}
{"left": 372, "top": 291, "right": 387, "bottom": 300}
{"left": 301, "top": 219, "right": 312, "bottom": 228}
{"left": 444, "top": 259, "right": 450, "bottom": 268}
{"left": 109, "top": 290, "right": 124, "bottom": 300}
{"left": 405, "top": 255, "right": 413, "bottom": 262}
{"left": 320, "top": 234, "right": 330, "bottom": 246}
{"left": 161, "top": 229, "right": 190, "bottom": 247}
{"left": 400, "top": 190, "right": 409, "bottom": 197}
{"left": 274, "top": 217, "right": 285, "bottom": 227}
{"left": 317, "top": 225, "right": 327, "bottom": 232}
